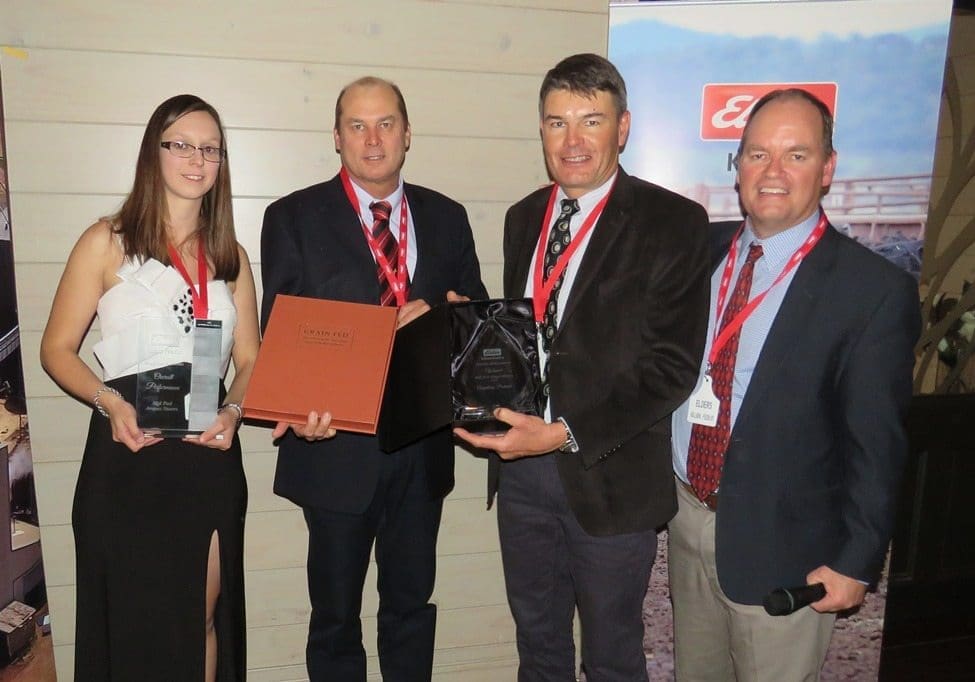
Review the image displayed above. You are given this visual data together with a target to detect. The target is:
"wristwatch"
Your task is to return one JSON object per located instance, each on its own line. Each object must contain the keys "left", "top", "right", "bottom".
{"left": 556, "top": 417, "right": 579, "bottom": 454}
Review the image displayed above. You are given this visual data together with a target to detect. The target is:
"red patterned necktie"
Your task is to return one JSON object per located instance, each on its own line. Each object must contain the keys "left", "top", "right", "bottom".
{"left": 369, "top": 200, "right": 398, "bottom": 306}
{"left": 687, "top": 242, "right": 764, "bottom": 502}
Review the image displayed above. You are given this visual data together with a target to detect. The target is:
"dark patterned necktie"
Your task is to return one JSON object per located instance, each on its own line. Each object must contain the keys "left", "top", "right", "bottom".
{"left": 539, "top": 198, "right": 580, "bottom": 406}
{"left": 687, "top": 242, "right": 763, "bottom": 501}
{"left": 369, "top": 200, "right": 398, "bottom": 307}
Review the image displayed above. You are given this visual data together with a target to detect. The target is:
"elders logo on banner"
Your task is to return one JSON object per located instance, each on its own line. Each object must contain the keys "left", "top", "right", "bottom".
{"left": 701, "top": 82, "right": 838, "bottom": 141}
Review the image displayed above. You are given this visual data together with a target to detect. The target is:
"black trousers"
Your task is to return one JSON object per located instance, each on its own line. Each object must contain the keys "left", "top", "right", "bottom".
{"left": 302, "top": 449, "right": 443, "bottom": 681}
{"left": 498, "top": 454, "right": 657, "bottom": 682}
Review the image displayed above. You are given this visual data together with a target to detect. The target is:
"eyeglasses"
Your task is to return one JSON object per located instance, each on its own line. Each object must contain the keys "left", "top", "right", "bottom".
{"left": 160, "top": 140, "right": 226, "bottom": 163}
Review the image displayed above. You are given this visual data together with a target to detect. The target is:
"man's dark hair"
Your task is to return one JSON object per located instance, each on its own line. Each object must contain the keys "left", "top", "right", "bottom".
{"left": 539, "top": 53, "right": 627, "bottom": 117}
{"left": 734, "top": 88, "right": 835, "bottom": 165}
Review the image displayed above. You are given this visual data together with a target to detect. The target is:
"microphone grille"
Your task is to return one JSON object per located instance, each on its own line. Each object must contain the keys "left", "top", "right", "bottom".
{"left": 762, "top": 588, "right": 795, "bottom": 616}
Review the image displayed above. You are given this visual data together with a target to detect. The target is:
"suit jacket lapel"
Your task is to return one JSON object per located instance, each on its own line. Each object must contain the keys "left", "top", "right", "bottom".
{"left": 507, "top": 191, "right": 547, "bottom": 299}
{"left": 557, "top": 170, "right": 633, "bottom": 331}
{"left": 319, "top": 175, "right": 379, "bottom": 295}
{"left": 507, "top": 171, "right": 632, "bottom": 334}
{"left": 732, "top": 226, "right": 840, "bottom": 433}
{"left": 404, "top": 184, "right": 427, "bottom": 291}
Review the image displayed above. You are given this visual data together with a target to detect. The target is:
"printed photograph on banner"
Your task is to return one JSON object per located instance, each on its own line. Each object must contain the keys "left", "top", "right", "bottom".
{"left": 0, "top": 73, "right": 58, "bottom": 681}
{"left": 611, "top": 0, "right": 952, "bottom": 280}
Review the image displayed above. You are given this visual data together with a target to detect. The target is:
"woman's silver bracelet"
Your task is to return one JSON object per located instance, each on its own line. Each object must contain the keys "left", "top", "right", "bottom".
{"left": 93, "top": 386, "right": 122, "bottom": 418}
{"left": 219, "top": 402, "right": 243, "bottom": 428}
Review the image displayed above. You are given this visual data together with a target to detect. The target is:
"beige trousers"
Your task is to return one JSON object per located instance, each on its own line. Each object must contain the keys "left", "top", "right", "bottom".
{"left": 668, "top": 479, "right": 836, "bottom": 682}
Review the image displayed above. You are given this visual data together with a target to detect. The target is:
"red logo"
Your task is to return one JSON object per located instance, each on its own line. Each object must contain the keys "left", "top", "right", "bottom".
{"left": 700, "top": 83, "right": 838, "bottom": 141}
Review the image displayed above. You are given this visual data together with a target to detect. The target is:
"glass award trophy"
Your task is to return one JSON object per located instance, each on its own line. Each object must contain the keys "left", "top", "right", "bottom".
{"left": 136, "top": 316, "right": 222, "bottom": 437}
{"left": 449, "top": 299, "right": 542, "bottom": 433}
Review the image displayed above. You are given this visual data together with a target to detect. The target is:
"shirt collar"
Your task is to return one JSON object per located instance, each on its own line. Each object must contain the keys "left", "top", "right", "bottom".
{"left": 555, "top": 170, "right": 618, "bottom": 222}
{"left": 349, "top": 176, "right": 405, "bottom": 216}
{"left": 742, "top": 210, "right": 821, "bottom": 272}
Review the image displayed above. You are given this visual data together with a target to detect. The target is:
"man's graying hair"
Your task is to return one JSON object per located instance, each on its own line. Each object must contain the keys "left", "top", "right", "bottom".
{"left": 734, "top": 88, "right": 835, "bottom": 166}
{"left": 334, "top": 76, "right": 410, "bottom": 130}
{"left": 539, "top": 53, "right": 627, "bottom": 117}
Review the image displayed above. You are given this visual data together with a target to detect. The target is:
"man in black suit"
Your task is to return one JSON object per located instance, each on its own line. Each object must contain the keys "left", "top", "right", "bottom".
{"left": 669, "top": 89, "right": 921, "bottom": 680}
{"left": 260, "top": 76, "right": 486, "bottom": 681}
{"left": 456, "top": 54, "right": 710, "bottom": 681}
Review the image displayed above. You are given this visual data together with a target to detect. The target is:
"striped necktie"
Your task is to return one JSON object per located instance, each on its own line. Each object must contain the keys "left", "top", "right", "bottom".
{"left": 686, "top": 242, "right": 763, "bottom": 502}
{"left": 369, "top": 200, "right": 398, "bottom": 307}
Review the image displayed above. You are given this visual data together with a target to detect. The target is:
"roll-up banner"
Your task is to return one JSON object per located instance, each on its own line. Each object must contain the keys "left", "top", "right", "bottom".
{"left": 611, "top": 0, "right": 951, "bottom": 280}
{"left": 609, "top": 0, "right": 951, "bottom": 677}
{"left": 0, "top": 70, "right": 57, "bottom": 678}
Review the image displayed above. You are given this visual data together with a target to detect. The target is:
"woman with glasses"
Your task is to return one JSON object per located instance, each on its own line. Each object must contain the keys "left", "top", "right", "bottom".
{"left": 40, "top": 94, "right": 257, "bottom": 682}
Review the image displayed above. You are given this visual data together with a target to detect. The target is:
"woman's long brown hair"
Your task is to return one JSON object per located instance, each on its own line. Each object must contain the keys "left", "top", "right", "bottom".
{"left": 110, "top": 94, "right": 239, "bottom": 281}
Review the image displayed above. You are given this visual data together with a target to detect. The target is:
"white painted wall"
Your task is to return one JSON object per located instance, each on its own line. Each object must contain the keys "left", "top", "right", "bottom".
{"left": 0, "top": 2, "right": 608, "bottom": 679}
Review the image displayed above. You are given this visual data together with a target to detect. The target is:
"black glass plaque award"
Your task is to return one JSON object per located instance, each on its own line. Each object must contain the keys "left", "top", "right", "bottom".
{"left": 449, "top": 299, "right": 542, "bottom": 433}
{"left": 136, "top": 316, "right": 221, "bottom": 437}
{"left": 378, "top": 298, "right": 544, "bottom": 452}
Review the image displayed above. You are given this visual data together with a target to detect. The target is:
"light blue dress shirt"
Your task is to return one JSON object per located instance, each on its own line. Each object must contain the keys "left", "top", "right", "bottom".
{"left": 672, "top": 211, "right": 822, "bottom": 484}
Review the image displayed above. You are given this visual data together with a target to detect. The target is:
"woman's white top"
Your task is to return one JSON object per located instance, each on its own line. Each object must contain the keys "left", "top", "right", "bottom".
{"left": 93, "top": 258, "right": 236, "bottom": 380}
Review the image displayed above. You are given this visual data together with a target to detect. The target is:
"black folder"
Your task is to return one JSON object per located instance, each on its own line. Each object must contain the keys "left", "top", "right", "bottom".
{"left": 378, "top": 298, "right": 542, "bottom": 452}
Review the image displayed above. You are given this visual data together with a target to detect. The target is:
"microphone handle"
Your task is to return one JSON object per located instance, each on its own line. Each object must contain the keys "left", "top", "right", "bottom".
{"left": 763, "top": 582, "right": 827, "bottom": 616}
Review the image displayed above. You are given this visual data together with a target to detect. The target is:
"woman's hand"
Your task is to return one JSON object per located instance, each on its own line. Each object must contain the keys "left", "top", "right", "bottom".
{"left": 102, "top": 392, "right": 162, "bottom": 452}
{"left": 188, "top": 408, "right": 241, "bottom": 450}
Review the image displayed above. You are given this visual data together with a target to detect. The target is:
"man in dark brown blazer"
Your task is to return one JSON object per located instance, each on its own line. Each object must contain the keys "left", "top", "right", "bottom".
{"left": 456, "top": 54, "right": 710, "bottom": 681}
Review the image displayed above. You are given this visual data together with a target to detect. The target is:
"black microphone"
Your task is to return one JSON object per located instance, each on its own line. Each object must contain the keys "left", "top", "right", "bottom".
{"left": 763, "top": 583, "right": 827, "bottom": 616}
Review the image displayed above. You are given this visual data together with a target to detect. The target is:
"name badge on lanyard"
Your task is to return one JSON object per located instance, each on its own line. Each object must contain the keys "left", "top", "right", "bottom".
{"left": 687, "top": 376, "right": 720, "bottom": 427}
{"left": 167, "top": 240, "right": 222, "bottom": 431}
{"left": 188, "top": 319, "right": 222, "bottom": 431}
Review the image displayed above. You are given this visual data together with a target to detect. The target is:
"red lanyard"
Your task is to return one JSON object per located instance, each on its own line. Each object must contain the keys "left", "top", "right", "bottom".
{"left": 167, "top": 237, "right": 209, "bottom": 318}
{"left": 708, "top": 211, "right": 828, "bottom": 368}
{"left": 340, "top": 167, "right": 410, "bottom": 306}
{"left": 531, "top": 182, "right": 613, "bottom": 323}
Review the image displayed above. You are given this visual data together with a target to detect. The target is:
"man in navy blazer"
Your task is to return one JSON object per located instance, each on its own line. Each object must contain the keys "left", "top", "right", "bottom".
{"left": 669, "top": 88, "right": 921, "bottom": 680}
{"left": 260, "top": 77, "right": 486, "bottom": 681}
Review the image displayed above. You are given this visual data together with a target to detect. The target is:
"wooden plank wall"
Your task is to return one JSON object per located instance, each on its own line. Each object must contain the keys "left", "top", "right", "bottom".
{"left": 0, "top": 1, "right": 608, "bottom": 679}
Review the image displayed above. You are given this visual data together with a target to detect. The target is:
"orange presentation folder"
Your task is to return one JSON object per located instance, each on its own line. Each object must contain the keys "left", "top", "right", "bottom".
{"left": 242, "top": 295, "right": 399, "bottom": 434}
